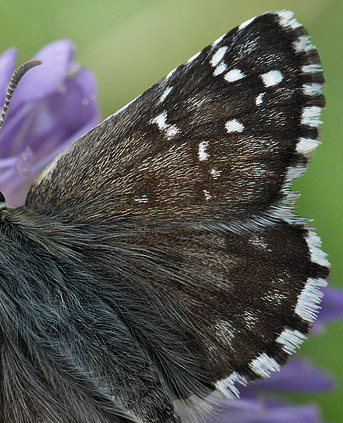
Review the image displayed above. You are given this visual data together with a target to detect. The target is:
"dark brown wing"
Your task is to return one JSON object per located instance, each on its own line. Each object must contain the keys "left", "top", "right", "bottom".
{"left": 26, "top": 11, "right": 324, "bottom": 233}
{"left": 111, "top": 220, "right": 328, "bottom": 396}
{"left": 24, "top": 11, "right": 329, "bottom": 402}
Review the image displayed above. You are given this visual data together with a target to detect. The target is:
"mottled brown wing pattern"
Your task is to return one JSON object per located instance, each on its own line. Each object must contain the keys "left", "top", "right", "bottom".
{"left": 104, "top": 220, "right": 328, "bottom": 398}
{"left": 27, "top": 12, "right": 323, "bottom": 233}
{"left": 22, "top": 9, "right": 328, "bottom": 418}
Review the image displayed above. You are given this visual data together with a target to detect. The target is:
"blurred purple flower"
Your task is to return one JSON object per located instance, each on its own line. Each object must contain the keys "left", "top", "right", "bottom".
{"left": 0, "top": 40, "right": 101, "bottom": 206}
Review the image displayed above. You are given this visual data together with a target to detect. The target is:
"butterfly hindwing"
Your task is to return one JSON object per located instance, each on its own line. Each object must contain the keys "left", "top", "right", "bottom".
{"left": 108, "top": 220, "right": 328, "bottom": 398}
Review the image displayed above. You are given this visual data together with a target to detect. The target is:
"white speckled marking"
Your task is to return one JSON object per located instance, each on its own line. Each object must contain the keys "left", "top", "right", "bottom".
{"left": 261, "top": 70, "right": 283, "bottom": 87}
{"left": 302, "top": 64, "right": 322, "bottom": 74}
{"left": 198, "top": 141, "right": 209, "bottom": 161}
{"left": 159, "top": 86, "right": 173, "bottom": 103}
{"left": 262, "top": 289, "right": 288, "bottom": 306}
{"left": 203, "top": 190, "right": 212, "bottom": 200}
{"left": 285, "top": 164, "right": 306, "bottom": 181}
{"left": 295, "top": 277, "right": 327, "bottom": 323}
{"left": 239, "top": 16, "right": 256, "bottom": 30}
{"left": 244, "top": 311, "right": 258, "bottom": 329}
{"left": 301, "top": 106, "right": 322, "bottom": 127}
{"left": 214, "top": 320, "right": 235, "bottom": 341}
{"left": 276, "top": 328, "right": 306, "bottom": 354}
{"left": 224, "top": 69, "right": 246, "bottom": 82}
{"left": 249, "top": 236, "right": 269, "bottom": 251}
{"left": 215, "top": 372, "right": 248, "bottom": 399}
{"left": 210, "top": 168, "right": 222, "bottom": 179}
{"left": 276, "top": 10, "right": 301, "bottom": 29}
{"left": 256, "top": 92, "right": 265, "bottom": 105}
{"left": 303, "top": 83, "right": 322, "bottom": 96}
{"left": 150, "top": 110, "right": 180, "bottom": 139}
{"left": 306, "top": 231, "right": 330, "bottom": 267}
{"left": 296, "top": 137, "right": 321, "bottom": 154}
{"left": 225, "top": 119, "right": 244, "bottom": 133}
{"left": 249, "top": 353, "right": 280, "bottom": 378}
{"left": 134, "top": 195, "right": 149, "bottom": 203}
{"left": 294, "top": 35, "right": 314, "bottom": 53}
{"left": 213, "top": 62, "right": 227, "bottom": 76}
{"left": 210, "top": 46, "right": 228, "bottom": 67}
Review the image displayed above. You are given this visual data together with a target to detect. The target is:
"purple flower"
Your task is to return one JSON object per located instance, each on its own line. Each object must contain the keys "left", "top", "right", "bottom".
{"left": 0, "top": 40, "right": 101, "bottom": 206}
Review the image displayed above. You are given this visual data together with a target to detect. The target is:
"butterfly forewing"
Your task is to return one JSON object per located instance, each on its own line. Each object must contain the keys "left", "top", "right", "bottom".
{"left": 23, "top": 9, "right": 328, "bottom": 419}
{"left": 27, "top": 11, "right": 324, "bottom": 231}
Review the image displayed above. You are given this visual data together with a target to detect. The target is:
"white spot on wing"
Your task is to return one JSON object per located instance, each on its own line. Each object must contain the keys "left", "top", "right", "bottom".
{"left": 224, "top": 69, "right": 246, "bottom": 82}
{"left": 261, "top": 70, "right": 283, "bottom": 87}
{"left": 249, "top": 353, "right": 280, "bottom": 378}
{"left": 295, "top": 277, "right": 327, "bottom": 322}
{"left": 303, "top": 83, "right": 322, "bottom": 96}
{"left": 294, "top": 35, "right": 314, "bottom": 52}
{"left": 166, "top": 126, "right": 179, "bottom": 138}
{"left": 285, "top": 163, "right": 306, "bottom": 181}
{"left": 150, "top": 110, "right": 180, "bottom": 139}
{"left": 276, "top": 328, "right": 306, "bottom": 354}
{"left": 302, "top": 64, "right": 322, "bottom": 74}
{"left": 215, "top": 372, "right": 248, "bottom": 399}
{"left": 203, "top": 190, "right": 212, "bottom": 200}
{"left": 213, "top": 62, "right": 227, "bottom": 76}
{"left": 210, "top": 168, "right": 222, "bottom": 179}
{"left": 244, "top": 311, "right": 258, "bottom": 329}
{"left": 301, "top": 106, "right": 322, "bottom": 127}
{"left": 134, "top": 195, "right": 149, "bottom": 203}
{"left": 256, "top": 92, "right": 265, "bottom": 105}
{"left": 306, "top": 231, "right": 330, "bottom": 267}
{"left": 159, "top": 86, "right": 173, "bottom": 103}
{"left": 276, "top": 10, "right": 301, "bottom": 29}
{"left": 296, "top": 138, "right": 321, "bottom": 154}
{"left": 210, "top": 46, "right": 228, "bottom": 67}
{"left": 225, "top": 119, "right": 244, "bottom": 133}
{"left": 198, "top": 141, "right": 209, "bottom": 161}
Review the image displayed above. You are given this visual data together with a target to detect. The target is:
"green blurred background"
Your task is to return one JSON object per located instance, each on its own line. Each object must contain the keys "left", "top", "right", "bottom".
{"left": 1, "top": 0, "right": 342, "bottom": 421}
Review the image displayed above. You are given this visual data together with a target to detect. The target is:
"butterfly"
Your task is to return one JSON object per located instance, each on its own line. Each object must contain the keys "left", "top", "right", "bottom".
{"left": 0, "top": 10, "right": 329, "bottom": 423}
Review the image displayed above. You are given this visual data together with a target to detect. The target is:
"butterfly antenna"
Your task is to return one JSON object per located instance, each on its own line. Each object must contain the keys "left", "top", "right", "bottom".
{"left": 0, "top": 59, "right": 42, "bottom": 131}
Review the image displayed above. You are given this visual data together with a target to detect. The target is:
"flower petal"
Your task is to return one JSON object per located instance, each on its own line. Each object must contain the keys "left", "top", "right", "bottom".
{"left": 317, "top": 286, "right": 343, "bottom": 322}
{"left": 11, "top": 39, "right": 76, "bottom": 108}
{"left": 0, "top": 40, "right": 101, "bottom": 206}
{"left": 1, "top": 117, "right": 99, "bottom": 207}
{"left": 209, "top": 398, "right": 321, "bottom": 423}
{"left": 0, "top": 47, "right": 17, "bottom": 105}
{"left": 0, "top": 103, "right": 36, "bottom": 158}
{"left": 244, "top": 358, "right": 335, "bottom": 392}
{"left": 45, "top": 67, "right": 99, "bottom": 137}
